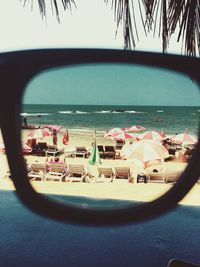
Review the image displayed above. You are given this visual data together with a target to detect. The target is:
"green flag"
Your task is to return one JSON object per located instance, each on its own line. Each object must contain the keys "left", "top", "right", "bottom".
{"left": 88, "top": 142, "right": 101, "bottom": 165}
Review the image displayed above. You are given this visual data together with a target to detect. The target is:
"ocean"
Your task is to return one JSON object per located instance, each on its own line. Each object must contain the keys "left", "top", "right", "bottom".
{"left": 21, "top": 104, "right": 200, "bottom": 136}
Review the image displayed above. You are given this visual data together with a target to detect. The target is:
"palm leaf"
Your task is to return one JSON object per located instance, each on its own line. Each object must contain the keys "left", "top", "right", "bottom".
{"left": 105, "top": 0, "right": 138, "bottom": 50}
{"left": 20, "top": 0, "right": 76, "bottom": 21}
{"left": 21, "top": 0, "right": 200, "bottom": 56}
{"left": 168, "top": 0, "right": 200, "bottom": 56}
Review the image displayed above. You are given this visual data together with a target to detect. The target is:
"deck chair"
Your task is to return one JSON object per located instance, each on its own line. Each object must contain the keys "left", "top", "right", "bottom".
{"left": 97, "top": 145, "right": 105, "bottom": 158}
{"left": 66, "top": 164, "right": 88, "bottom": 182}
{"left": 96, "top": 167, "right": 114, "bottom": 182}
{"left": 164, "top": 169, "right": 181, "bottom": 183}
{"left": 104, "top": 146, "right": 116, "bottom": 159}
{"left": 115, "top": 140, "right": 125, "bottom": 150}
{"left": 75, "top": 146, "right": 89, "bottom": 158}
{"left": 114, "top": 167, "right": 131, "bottom": 180}
{"left": 28, "top": 163, "right": 47, "bottom": 181}
{"left": 147, "top": 169, "right": 165, "bottom": 183}
{"left": 44, "top": 163, "right": 67, "bottom": 182}
{"left": 45, "top": 145, "right": 64, "bottom": 157}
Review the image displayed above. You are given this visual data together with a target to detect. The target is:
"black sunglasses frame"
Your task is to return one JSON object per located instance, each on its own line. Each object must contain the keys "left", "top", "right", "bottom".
{"left": 0, "top": 48, "right": 200, "bottom": 226}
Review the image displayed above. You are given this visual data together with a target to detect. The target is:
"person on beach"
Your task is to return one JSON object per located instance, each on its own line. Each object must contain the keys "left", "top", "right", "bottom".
{"left": 52, "top": 129, "right": 58, "bottom": 146}
{"left": 23, "top": 116, "right": 28, "bottom": 126}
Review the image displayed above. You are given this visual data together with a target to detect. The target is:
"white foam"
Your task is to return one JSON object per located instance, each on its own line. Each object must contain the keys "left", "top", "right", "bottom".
{"left": 20, "top": 113, "right": 50, "bottom": 116}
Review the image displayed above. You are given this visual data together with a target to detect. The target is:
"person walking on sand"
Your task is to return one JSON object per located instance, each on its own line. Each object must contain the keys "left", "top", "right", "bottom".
{"left": 52, "top": 129, "right": 58, "bottom": 146}
{"left": 23, "top": 116, "right": 28, "bottom": 126}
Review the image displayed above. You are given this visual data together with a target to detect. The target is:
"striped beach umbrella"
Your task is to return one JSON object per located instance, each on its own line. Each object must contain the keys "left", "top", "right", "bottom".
{"left": 27, "top": 128, "right": 51, "bottom": 140}
{"left": 171, "top": 132, "right": 197, "bottom": 145}
{"left": 122, "top": 140, "right": 168, "bottom": 163}
{"left": 112, "top": 131, "right": 135, "bottom": 141}
{"left": 137, "top": 131, "right": 164, "bottom": 142}
{"left": 125, "top": 125, "right": 146, "bottom": 132}
{"left": 43, "top": 125, "right": 63, "bottom": 132}
{"left": 0, "top": 143, "right": 32, "bottom": 153}
{"left": 104, "top": 127, "right": 124, "bottom": 138}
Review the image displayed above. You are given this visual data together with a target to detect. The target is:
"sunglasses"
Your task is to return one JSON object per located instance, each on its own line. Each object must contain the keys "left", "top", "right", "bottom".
{"left": 0, "top": 48, "right": 200, "bottom": 225}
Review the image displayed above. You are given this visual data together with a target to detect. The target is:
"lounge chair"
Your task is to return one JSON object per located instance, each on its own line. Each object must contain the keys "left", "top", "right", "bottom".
{"left": 114, "top": 167, "right": 131, "bottom": 181}
{"left": 28, "top": 163, "right": 47, "bottom": 181}
{"left": 45, "top": 145, "right": 64, "bottom": 157}
{"left": 66, "top": 164, "right": 88, "bottom": 182}
{"left": 96, "top": 167, "right": 114, "bottom": 182}
{"left": 37, "top": 142, "right": 48, "bottom": 154}
{"left": 97, "top": 145, "right": 105, "bottom": 158}
{"left": 75, "top": 146, "right": 89, "bottom": 158}
{"left": 115, "top": 140, "right": 125, "bottom": 150}
{"left": 104, "top": 146, "right": 116, "bottom": 159}
{"left": 44, "top": 163, "right": 67, "bottom": 182}
{"left": 164, "top": 169, "right": 182, "bottom": 183}
{"left": 147, "top": 169, "right": 165, "bottom": 183}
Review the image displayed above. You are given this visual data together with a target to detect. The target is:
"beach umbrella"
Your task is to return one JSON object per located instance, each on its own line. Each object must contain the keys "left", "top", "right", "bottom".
{"left": 170, "top": 132, "right": 197, "bottom": 145}
{"left": 62, "top": 129, "right": 69, "bottom": 145}
{"left": 122, "top": 140, "right": 168, "bottom": 164}
{"left": 125, "top": 125, "right": 146, "bottom": 132}
{"left": 27, "top": 128, "right": 51, "bottom": 140}
{"left": 159, "top": 129, "right": 166, "bottom": 139}
{"left": 0, "top": 143, "right": 32, "bottom": 153}
{"left": 104, "top": 127, "right": 124, "bottom": 138}
{"left": 21, "top": 144, "right": 33, "bottom": 153}
{"left": 111, "top": 131, "right": 135, "bottom": 141}
{"left": 137, "top": 131, "right": 164, "bottom": 142}
{"left": 43, "top": 125, "right": 63, "bottom": 133}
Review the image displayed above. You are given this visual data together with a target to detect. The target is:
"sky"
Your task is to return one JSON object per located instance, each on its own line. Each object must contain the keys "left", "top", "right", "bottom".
{"left": 1, "top": 1, "right": 200, "bottom": 106}
{"left": 0, "top": 1, "right": 182, "bottom": 52}
{"left": 24, "top": 63, "right": 200, "bottom": 106}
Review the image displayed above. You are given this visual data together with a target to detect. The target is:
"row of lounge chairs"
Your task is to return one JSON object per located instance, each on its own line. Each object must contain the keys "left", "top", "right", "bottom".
{"left": 97, "top": 146, "right": 117, "bottom": 159}
{"left": 27, "top": 163, "right": 181, "bottom": 184}
{"left": 30, "top": 143, "right": 125, "bottom": 160}
{"left": 30, "top": 143, "right": 64, "bottom": 157}
{"left": 64, "top": 145, "right": 118, "bottom": 159}
{"left": 28, "top": 163, "right": 132, "bottom": 183}
{"left": 28, "top": 163, "right": 87, "bottom": 182}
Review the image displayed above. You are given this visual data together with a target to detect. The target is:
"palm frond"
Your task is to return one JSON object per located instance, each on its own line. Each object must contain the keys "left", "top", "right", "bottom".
{"left": 168, "top": 0, "right": 200, "bottom": 56}
{"left": 140, "top": 0, "right": 157, "bottom": 31}
{"left": 21, "top": 0, "right": 76, "bottom": 22}
{"left": 105, "top": 0, "right": 138, "bottom": 50}
{"left": 141, "top": 0, "right": 169, "bottom": 52}
{"left": 21, "top": 0, "right": 200, "bottom": 56}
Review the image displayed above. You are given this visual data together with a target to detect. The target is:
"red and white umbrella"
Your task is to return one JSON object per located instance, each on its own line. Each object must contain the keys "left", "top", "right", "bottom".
{"left": 122, "top": 140, "right": 168, "bottom": 163}
{"left": 137, "top": 131, "right": 164, "bottom": 142}
{"left": 43, "top": 125, "right": 63, "bottom": 133}
{"left": 0, "top": 143, "right": 32, "bottom": 153}
{"left": 104, "top": 127, "right": 124, "bottom": 138}
{"left": 22, "top": 144, "right": 33, "bottom": 153}
{"left": 125, "top": 125, "right": 146, "bottom": 132}
{"left": 27, "top": 128, "right": 51, "bottom": 140}
{"left": 170, "top": 132, "right": 197, "bottom": 145}
{"left": 112, "top": 132, "right": 135, "bottom": 141}
{"left": 159, "top": 130, "right": 166, "bottom": 139}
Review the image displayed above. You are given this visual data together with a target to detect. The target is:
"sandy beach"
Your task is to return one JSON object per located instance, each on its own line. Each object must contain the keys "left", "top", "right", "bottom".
{"left": 0, "top": 129, "right": 200, "bottom": 207}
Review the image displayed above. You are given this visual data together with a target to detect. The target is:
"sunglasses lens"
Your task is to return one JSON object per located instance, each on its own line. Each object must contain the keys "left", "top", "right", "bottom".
{"left": 16, "top": 62, "right": 200, "bottom": 208}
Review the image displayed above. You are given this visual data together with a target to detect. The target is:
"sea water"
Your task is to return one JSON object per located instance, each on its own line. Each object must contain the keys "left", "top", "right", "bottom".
{"left": 21, "top": 104, "right": 200, "bottom": 136}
